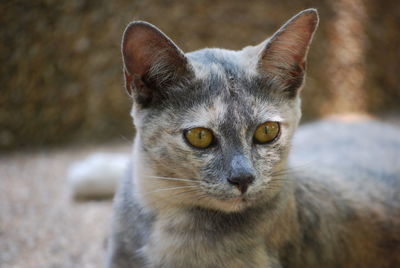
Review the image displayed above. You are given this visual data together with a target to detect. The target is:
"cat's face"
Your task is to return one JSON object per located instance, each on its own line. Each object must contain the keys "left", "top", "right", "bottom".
{"left": 123, "top": 10, "right": 318, "bottom": 212}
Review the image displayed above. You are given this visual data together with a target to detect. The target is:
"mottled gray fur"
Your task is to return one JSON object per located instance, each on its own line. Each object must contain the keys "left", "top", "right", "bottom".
{"left": 106, "top": 9, "right": 400, "bottom": 268}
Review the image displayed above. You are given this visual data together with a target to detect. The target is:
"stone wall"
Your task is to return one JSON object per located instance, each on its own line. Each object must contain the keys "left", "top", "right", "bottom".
{"left": 1, "top": 0, "right": 399, "bottom": 150}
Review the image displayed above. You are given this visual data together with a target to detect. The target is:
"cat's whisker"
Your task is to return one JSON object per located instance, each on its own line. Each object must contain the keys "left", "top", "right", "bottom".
{"left": 151, "top": 185, "right": 200, "bottom": 193}
{"left": 170, "top": 189, "right": 202, "bottom": 199}
{"left": 270, "top": 173, "right": 289, "bottom": 178}
{"left": 269, "top": 176, "right": 287, "bottom": 182}
{"left": 158, "top": 189, "right": 203, "bottom": 206}
{"left": 143, "top": 175, "right": 199, "bottom": 183}
{"left": 194, "top": 193, "right": 211, "bottom": 203}
{"left": 266, "top": 180, "right": 285, "bottom": 186}
{"left": 270, "top": 163, "right": 312, "bottom": 177}
{"left": 268, "top": 176, "right": 288, "bottom": 181}
{"left": 135, "top": 185, "right": 201, "bottom": 197}
{"left": 118, "top": 134, "right": 134, "bottom": 145}
{"left": 231, "top": 198, "right": 240, "bottom": 211}
{"left": 146, "top": 189, "right": 207, "bottom": 212}
{"left": 265, "top": 186, "right": 283, "bottom": 192}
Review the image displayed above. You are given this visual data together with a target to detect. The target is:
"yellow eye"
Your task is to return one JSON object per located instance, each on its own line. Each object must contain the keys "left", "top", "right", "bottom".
{"left": 184, "top": 128, "right": 214, "bottom": 149}
{"left": 254, "top": 122, "right": 280, "bottom": 144}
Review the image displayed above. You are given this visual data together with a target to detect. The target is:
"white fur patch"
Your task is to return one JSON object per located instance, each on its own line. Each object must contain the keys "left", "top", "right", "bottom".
{"left": 67, "top": 153, "right": 129, "bottom": 199}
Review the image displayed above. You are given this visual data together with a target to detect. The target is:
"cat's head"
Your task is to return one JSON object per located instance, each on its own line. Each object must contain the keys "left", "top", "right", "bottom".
{"left": 122, "top": 9, "right": 318, "bottom": 212}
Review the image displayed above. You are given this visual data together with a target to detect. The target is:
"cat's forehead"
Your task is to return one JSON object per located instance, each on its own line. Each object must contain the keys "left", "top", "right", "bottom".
{"left": 153, "top": 49, "right": 280, "bottom": 131}
{"left": 177, "top": 48, "right": 285, "bottom": 129}
{"left": 185, "top": 47, "right": 262, "bottom": 106}
{"left": 180, "top": 94, "right": 283, "bottom": 130}
{"left": 187, "top": 47, "right": 259, "bottom": 80}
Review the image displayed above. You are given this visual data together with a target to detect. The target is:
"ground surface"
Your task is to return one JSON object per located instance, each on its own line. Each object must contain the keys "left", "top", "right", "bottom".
{"left": 0, "top": 143, "right": 131, "bottom": 268}
{"left": 1, "top": 116, "right": 400, "bottom": 268}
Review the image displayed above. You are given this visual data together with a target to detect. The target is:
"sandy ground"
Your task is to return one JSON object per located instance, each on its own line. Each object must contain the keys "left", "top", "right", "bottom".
{"left": 0, "top": 143, "right": 131, "bottom": 268}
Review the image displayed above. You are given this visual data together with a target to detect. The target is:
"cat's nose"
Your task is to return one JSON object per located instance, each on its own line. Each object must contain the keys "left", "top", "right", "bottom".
{"left": 228, "top": 154, "right": 255, "bottom": 194}
{"left": 227, "top": 175, "right": 255, "bottom": 194}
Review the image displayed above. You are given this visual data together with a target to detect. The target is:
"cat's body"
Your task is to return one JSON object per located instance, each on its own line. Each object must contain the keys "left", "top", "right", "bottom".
{"left": 107, "top": 119, "right": 400, "bottom": 268}
{"left": 105, "top": 9, "right": 400, "bottom": 267}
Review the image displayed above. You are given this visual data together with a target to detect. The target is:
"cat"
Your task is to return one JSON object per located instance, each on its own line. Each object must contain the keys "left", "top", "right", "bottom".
{"left": 99, "top": 9, "right": 400, "bottom": 267}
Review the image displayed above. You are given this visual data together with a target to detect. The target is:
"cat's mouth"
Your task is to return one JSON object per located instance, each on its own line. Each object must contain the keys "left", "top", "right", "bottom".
{"left": 199, "top": 190, "right": 256, "bottom": 211}
{"left": 196, "top": 180, "right": 267, "bottom": 211}
{"left": 231, "top": 196, "right": 249, "bottom": 204}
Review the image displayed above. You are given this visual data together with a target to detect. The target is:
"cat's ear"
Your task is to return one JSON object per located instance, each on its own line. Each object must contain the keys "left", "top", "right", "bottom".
{"left": 122, "top": 21, "right": 192, "bottom": 105}
{"left": 258, "top": 9, "right": 319, "bottom": 97}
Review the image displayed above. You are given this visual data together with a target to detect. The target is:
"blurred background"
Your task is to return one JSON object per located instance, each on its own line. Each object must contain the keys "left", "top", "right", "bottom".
{"left": 1, "top": 0, "right": 400, "bottom": 151}
{"left": 1, "top": 0, "right": 399, "bottom": 267}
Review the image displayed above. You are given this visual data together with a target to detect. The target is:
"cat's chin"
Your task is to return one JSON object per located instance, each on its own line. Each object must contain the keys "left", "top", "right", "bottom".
{"left": 197, "top": 195, "right": 255, "bottom": 213}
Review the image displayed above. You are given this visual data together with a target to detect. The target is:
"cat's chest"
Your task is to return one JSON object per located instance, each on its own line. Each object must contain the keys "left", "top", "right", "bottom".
{"left": 139, "top": 218, "right": 272, "bottom": 268}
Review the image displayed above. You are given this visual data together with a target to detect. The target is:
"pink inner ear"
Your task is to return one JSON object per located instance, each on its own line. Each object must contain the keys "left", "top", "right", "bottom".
{"left": 123, "top": 25, "right": 161, "bottom": 77}
{"left": 261, "top": 11, "right": 318, "bottom": 74}
{"left": 121, "top": 22, "right": 191, "bottom": 99}
{"left": 122, "top": 22, "right": 187, "bottom": 78}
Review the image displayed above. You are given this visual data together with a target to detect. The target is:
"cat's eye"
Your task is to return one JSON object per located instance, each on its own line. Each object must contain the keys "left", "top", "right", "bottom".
{"left": 184, "top": 128, "right": 214, "bottom": 149}
{"left": 253, "top": 122, "right": 280, "bottom": 144}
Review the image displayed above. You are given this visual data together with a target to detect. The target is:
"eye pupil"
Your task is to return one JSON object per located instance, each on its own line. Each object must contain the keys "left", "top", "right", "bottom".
{"left": 198, "top": 131, "right": 204, "bottom": 139}
{"left": 184, "top": 128, "right": 214, "bottom": 149}
{"left": 254, "top": 122, "right": 280, "bottom": 144}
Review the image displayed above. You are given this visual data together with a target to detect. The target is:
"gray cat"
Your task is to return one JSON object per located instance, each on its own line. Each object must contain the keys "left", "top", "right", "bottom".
{"left": 105, "top": 9, "right": 400, "bottom": 267}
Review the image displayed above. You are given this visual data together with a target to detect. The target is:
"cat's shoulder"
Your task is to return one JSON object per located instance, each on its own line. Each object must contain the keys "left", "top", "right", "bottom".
{"left": 290, "top": 117, "right": 400, "bottom": 206}
{"left": 290, "top": 118, "right": 400, "bottom": 179}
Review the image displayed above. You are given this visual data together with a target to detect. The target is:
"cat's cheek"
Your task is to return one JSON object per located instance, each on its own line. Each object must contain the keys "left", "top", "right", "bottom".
{"left": 251, "top": 144, "right": 286, "bottom": 176}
